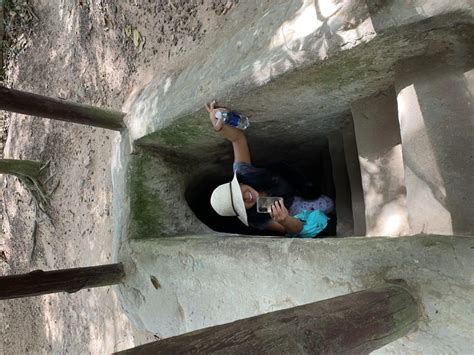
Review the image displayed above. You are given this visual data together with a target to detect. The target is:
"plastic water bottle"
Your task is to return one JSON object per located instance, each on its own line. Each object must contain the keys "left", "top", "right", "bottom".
{"left": 215, "top": 111, "right": 249, "bottom": 130}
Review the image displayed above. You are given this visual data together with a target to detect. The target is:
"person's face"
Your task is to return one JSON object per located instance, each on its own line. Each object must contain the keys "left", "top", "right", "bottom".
{"left": 240, "top": 184, "right": 259, "bottom": 209}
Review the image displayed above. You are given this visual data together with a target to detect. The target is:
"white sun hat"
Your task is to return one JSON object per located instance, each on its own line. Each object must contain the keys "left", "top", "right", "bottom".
{"left": 210, "top": 173, "right": 248, "bottom": 226}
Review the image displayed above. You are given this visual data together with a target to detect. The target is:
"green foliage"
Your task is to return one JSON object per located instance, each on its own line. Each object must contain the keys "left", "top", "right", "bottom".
{"left": 138, "top": 112, "right": 211, "bottom": 148}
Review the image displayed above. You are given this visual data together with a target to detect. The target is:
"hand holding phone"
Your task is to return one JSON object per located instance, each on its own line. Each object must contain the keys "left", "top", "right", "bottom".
{"left": 269, "top": 199, "right": 290, "bottom": 223}
{"left": 257, "top": 197, "right": 284, "bottom": 213}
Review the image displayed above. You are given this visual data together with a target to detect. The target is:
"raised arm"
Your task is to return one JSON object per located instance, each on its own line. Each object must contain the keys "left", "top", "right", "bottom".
{"left": 206, "top": 101, "right": 251, "bottom": 164}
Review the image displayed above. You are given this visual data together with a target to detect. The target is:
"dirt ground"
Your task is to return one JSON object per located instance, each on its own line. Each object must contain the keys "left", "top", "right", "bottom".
{"left": 0, "top": 0, "right": 236, "bottom": 353}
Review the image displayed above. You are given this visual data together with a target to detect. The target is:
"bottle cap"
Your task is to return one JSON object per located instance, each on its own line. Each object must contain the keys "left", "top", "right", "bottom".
{"left": 215, "top": 111, "right": 223, "bottom": 119}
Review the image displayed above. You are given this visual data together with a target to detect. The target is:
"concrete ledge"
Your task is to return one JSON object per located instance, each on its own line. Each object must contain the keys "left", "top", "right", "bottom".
{"left": 125, "top": 1, "right": 474, "bottom": 161}
{"left": 111, "top": 4, "right": 474, "bottom": 352}
{"left": 116, "top": 234, "right": 474, "bottom": 354}
{"left": 328, "top": 130, "right": 354, "bottom": 236}
{"left": 342, "top": 119, "right": 366, "bottom": 235}
{"left": 395, "top": 57, "right": 474, "bottom": 235}
{"left": 111, "top": 131, "right": 210, "bottom": 249}
{"left": 351, "top": 88, "right": 410, "bottom": 236}
{"left": 368, "top": 0, "right": 473, "bottom": 32}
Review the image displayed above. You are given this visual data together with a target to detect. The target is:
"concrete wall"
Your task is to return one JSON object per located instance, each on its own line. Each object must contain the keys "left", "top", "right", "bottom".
{"left": 113, "top": 2, "right": 473, "bottom": 242}
{"left": 126, "top": 0, "right": 375, "bottom": 145}
{"left": 351, "top": 88, "right": 410, "bottom": 236}
{"left": 124, "top": 1, "right": 474, "bottom": 162}
{"left": 367, "top": 0, "right": 473, "bottom": 32}
{"left": 111, "top": 3, "right": 474, "bottom": 353}
{"left": 117, "top": 235, "right": 474, "bottom": 354}
{"left": 111, "top": 131, "right": 211, "bottom": 257}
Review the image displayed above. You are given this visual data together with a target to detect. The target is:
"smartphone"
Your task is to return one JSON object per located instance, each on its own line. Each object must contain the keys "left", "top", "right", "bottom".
{"left": 257, "top": 197, "right": 284, "bottom": 214}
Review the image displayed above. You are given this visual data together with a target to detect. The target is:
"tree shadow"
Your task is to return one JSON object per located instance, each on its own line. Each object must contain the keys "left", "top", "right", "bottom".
{"left": 248, "top": 0, "right": 370, "bottom": 86}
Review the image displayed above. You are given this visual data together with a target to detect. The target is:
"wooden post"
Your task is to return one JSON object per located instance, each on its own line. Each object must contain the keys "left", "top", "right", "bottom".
{"left": 0, "top": 85, "right": 125, "bottom": 130}
{"left": 0, "top": 159, "right": 43, "bottom": 178}
{"left": 116, "top": 285, "right": 420, "bottom": 354}
{"left": 0, "top": 263, "right": 125, "bottom": 300}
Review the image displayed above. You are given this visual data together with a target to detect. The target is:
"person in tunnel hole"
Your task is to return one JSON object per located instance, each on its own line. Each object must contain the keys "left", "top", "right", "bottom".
{"left": 206, "top": 101, "right": 334, "bottom": 238}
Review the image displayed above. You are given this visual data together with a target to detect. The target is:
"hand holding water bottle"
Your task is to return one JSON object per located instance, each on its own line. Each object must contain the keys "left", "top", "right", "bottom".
{"left": 205, "top": 100, "right": 227, "bottom": 132}
{"left": 205, "top": 100, "right": 249, "bottom": 131}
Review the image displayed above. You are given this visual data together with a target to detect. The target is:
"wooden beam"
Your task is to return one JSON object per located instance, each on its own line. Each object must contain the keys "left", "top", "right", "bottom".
{"left": 0, "top": 159, "right": 43, "bottom": 178}
{"left": 0, "top": 85, "right": 125, "bottom": 130}
{"left": 117, "top": 285, "right": 420, "bottom": 354}
{"left": 0, "top": 263, "right": 125, "bottom": 300}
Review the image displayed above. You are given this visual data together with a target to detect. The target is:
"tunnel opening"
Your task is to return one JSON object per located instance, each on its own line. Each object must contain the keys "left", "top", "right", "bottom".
{"left": 185, "top": 141, "right": 339, "bottom": 237}
{"left": 130, "top": 107, "right": 359, "bottom": 239}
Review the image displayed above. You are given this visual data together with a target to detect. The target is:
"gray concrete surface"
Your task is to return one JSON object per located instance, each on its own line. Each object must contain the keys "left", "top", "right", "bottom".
{"left": 111, "top": 2, "right": 474, "bottom": 353}
{"left": 342, "top": 120, "right": 367, "bottom": 236}
{"left": 112, "top": 0, "right": 473, "bottom": 241}
{"left": 117, "top": 235, "right": 474, "bottom": 354}
{"left": 351, "top": 88, "right": 410, "bottom": 236}
{"left": 111, "top": 131, "right": 211, "bottom": 245}
{"left": 395, "top": 58, "right": 474, "bottom": 236}
{"left": 124, "top": 1, "right": 473, "bottom": 163}
{"left": 328, "top": 131, "right": 354, "bottom": 236}
{"left": 367, "top": 0, "right": 473, "bottom": 32}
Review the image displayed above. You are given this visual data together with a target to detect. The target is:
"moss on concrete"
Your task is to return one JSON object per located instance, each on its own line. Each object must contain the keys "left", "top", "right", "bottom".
{"left": 139, "top": 113, "right": 211, "bottom": 148}
{"left": 316, "top": 56, "right": 364, "bottom": 86}
{"left": 129, "top": 152, "right": 166, "bottom": 239}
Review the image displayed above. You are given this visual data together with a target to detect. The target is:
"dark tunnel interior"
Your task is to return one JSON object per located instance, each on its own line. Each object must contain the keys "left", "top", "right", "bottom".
{"left": 185, "top": 144, "right": 338, "bottom": 237}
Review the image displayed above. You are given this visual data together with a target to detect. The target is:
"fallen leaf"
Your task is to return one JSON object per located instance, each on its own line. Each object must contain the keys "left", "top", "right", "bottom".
{"left": 150, "top": 275, "right": 161, "bottom": 289}
{"left": 138, "top": 35, "right": 146, "bottom": 53}
{"left": 0, "top": 251, "right": 7, "bottom": 263}
{"left": 124, "top": 25, "right": 132, "bottom": 37}
{"left": 133, "top": 29, "right": 142, "bottom": 47}
{"left": 222, "top": 0, "right": 233, "bottom": 15}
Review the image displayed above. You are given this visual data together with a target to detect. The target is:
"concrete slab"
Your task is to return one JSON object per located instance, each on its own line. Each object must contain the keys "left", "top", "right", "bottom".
{"left": 110, "top": 4, "right": 474, "bottom": 353}
{"left": 111, "top": 131, "right": 211, "bottom": 245}
{"left": 123, "top": 1, "right": 474, "bottom": 162}
{"left": 395, "top": 58, "right": 474, "bottom": 235}
{"left": 112, "top": 1, "right": 474, "bottom": 243}
{"left": 328, "top": 131, "right": 354, "bottom": 236}
{"left": 342, "top": 120, "right": 366, "bottom": 235}
{"left": 351, "top": 88, "right": 410, "bottom": 236}
{"left": 116, "top": 235, "right": 474, "bottom": 354}
{"left": 367, "top": 0, "right": 473, "bottom": 32}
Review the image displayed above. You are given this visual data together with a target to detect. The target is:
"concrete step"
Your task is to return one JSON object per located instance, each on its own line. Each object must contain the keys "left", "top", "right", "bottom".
{"left": 342, "top": 120, "right": 367, "bottom": 236}
{"left": 123, "top": 234, "right": 474, "bottom": 354}
{"left": 328, "top": 131, "right": 354, "bottom": 237}
{"left": 351, "top": 88, "right": 410, "bottom": 237}
{"left": 395, "top": 57, "right": 474, "bottom": 235}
